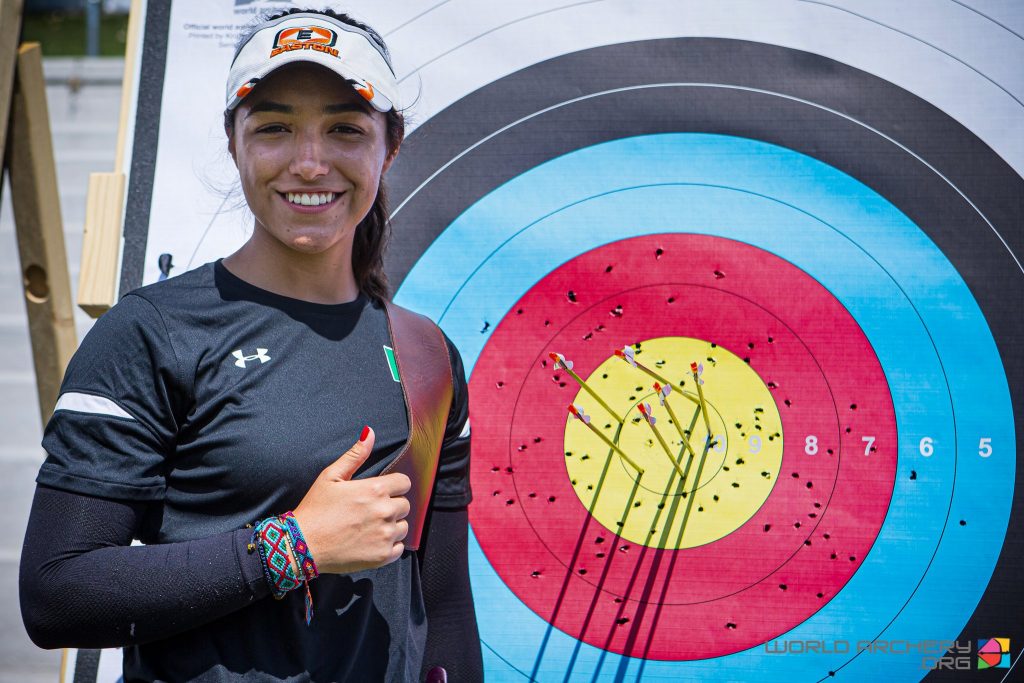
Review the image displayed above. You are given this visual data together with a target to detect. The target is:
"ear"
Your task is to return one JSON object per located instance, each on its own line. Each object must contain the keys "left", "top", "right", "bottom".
{"left": 227, "top": 127, "right": 238, "bottom": 165}
{"left": 225, "top": 106, "right": 242, "bottom": 165}
{"left": 382, "top": 142, "right": 400, "bottom": 174}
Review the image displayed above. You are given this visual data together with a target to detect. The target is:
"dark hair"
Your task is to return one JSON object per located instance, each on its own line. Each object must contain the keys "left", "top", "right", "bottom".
{"left": 225, "top": 8, "right": 405, "bottom": 303}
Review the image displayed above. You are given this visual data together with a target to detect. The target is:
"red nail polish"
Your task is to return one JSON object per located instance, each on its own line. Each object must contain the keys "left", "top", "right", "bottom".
{"left": 359, "top": 425, "right": 370, "bottom": 442}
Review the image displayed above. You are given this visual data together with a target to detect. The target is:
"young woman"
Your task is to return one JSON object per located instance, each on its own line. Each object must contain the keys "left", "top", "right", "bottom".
{"left": 20, "top": 9, "right": 482, "bottom": 682}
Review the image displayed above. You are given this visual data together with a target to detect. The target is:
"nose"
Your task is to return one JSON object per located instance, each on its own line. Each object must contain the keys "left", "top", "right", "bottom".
{"left": 289, "top": 133, "right": 330, "bottom": 180}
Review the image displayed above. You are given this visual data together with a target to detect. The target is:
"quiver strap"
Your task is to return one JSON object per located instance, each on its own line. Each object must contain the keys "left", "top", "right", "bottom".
{"left": 380, "top": 301, "right": 454, "bottom": 551}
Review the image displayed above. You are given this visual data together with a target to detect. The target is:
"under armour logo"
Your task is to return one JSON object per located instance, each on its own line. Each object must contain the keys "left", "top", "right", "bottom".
{"left": 232, "top": 348, "right": 270, "bottom": 368}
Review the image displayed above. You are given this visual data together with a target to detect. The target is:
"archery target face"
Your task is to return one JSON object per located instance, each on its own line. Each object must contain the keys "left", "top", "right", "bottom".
{"left": 387, "top": 39, "right": 1021, "bottom": 682}
{"left": 468, "top": 231, "right": 898, "bottom": 661}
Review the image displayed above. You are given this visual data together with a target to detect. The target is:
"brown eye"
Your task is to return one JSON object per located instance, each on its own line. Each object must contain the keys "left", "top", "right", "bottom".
{"left": 258, "top": 124, "right": 288, "bottom": 134}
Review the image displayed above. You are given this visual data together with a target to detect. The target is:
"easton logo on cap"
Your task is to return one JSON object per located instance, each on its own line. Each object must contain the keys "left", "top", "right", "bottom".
{"left": 270, "top": 26, "right": 339, "bottom": 58}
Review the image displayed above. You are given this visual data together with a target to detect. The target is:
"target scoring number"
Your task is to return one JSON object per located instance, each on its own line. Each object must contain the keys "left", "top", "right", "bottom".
{"left": 917, "top": 437, "right": 995, "bottom": 458}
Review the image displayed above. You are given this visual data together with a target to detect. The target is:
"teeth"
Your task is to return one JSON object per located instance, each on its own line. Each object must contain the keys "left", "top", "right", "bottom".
{"left": 286, "top": 192, "right": 336, "bottom": 206}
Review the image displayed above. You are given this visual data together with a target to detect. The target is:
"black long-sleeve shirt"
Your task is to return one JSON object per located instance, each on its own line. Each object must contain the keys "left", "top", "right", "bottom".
{"left": 20, "top": 486, "right": 482, "bottom": 681}
{"left": 21, "top": 263, "right": 482, "bottom": 681}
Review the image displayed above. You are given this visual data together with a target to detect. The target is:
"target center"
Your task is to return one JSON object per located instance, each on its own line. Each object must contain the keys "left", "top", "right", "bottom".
{"left": 617, "top": 389, "right": 730, "bottom": 495}
{"left": 564, "top": 337, "right": 783, "bottom": 549}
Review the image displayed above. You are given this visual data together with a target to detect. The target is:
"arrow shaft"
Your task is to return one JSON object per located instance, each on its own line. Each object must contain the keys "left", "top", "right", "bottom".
{"left": 565, "top": 366, "right": 625, "bottom": 423}
{"left": 692, "top": 370, "right": 714, "bottom": 442}
{"left": 629, "top": 359, "right": 700, "bottom": 406}
{"left": 583, "top": 419, "right": 644, "bottom": 475}
{"left": 643, "top": 417, "right": 686, "bottom": 479}
{"left": 662, "top": 398, "right": 699, "bottom": 459}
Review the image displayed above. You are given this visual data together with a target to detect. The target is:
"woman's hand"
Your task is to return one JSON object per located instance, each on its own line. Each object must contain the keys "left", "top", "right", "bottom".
{"left": 292, "top": 426, "right": 412, "bottom": 574}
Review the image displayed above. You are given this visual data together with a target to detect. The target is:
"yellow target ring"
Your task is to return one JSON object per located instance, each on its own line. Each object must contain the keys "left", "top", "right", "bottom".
{"left": 564, "top": 337, "right": 783, "bottom": 549}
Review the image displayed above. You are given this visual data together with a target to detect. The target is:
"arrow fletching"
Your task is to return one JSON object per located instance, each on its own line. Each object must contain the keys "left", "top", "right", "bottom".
{"left": 568, "top": 403, "right": 591, "bottom": 425}
{"left": 549, "top": 352, "right": 574, "bottom": 371}
{"left": 654, "top": 381, "right": 671, "bottom": 406}
{"left": 615, "top": 346, "right": 637, "bottom": 367}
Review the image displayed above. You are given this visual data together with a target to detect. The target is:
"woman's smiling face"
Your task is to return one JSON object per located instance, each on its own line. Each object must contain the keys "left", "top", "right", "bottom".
{"left": 229, "top": 62, "right": 395, "bottom": 259}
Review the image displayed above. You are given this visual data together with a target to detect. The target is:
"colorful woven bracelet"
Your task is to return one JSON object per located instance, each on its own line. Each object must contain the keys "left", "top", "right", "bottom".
{"left": 280, "top": 511, "right": 319, "bottom": 581}
{"left": 279, "top": 511, "right": 318, "bottom": 624}
{"left": 252, "top": 517, "right": 302, "bottom": 599}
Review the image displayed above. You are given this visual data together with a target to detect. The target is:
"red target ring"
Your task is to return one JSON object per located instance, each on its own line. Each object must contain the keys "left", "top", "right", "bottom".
{"left": 469, "top": 234, "right": 896, "bottom": 659}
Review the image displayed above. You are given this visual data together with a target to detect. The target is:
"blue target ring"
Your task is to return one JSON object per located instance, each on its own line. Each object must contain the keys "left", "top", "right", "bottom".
{"left": 395, "top": 134, "right": 1015, "bottom": 680}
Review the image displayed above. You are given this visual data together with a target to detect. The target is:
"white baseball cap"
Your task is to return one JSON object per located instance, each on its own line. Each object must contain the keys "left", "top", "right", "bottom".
{"left": 226, "top": 12, "right": 400, "bottom": 113}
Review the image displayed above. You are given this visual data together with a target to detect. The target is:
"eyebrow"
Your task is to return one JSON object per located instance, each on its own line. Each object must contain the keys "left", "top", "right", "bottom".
{"left": 244, "top": 101, "right": 372, "bottom": 118}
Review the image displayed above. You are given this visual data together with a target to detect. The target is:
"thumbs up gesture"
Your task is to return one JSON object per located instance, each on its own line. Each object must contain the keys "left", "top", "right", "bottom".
{"left": 292, "top": 426, "right": 412, "bottom": 574}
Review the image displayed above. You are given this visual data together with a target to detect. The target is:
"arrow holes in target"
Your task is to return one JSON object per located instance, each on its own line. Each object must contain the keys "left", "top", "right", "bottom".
{"left": 469, "top": 234, "right": 897, "bottom": 659}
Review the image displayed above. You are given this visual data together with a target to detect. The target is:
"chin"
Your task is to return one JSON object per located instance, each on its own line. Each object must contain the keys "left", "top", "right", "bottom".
{"left": 287, "top": 239, "right": 334, "bottom": 255}
{"left": 255, "top": 220, "right": 350, "bottom": 256}
{"left": 280, "top": 228, "right": 342, "bottom": 253}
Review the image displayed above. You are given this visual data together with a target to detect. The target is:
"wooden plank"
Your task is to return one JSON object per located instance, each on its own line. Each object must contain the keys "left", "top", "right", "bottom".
{"left": 78, "top": 172, "right": 125, "bottom": 317}
{"left": 0, "top": 0, "right": 25, "bottom": 173}
{"left": 114, "top": 0, "right": 144, "bottom": 172}
{"left": 78, "top": 0, "right": 143, "bottom": 317}
{"left": 6, "top": 43, "right": 77, "bottom": 424}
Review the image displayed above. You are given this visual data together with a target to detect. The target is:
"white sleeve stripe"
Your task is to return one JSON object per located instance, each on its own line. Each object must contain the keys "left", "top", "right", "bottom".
{"left": 458, "top": 417, "right": 470, "bottom": 439}
{"left": 54, "top": 392, "right": 135, "bottom": 421}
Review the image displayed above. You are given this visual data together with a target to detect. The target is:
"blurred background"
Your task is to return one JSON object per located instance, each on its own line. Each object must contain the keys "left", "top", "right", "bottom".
{"left": 22, "top": 0, "right": 129, "bottom": 56}
{"left": 2, "top": 1, "right": 128, "bottom": 680}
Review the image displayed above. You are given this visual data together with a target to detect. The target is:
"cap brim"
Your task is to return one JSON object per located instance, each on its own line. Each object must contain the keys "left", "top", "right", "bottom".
{"left": 226, "top": 13, "right": 400, "bottom": 113}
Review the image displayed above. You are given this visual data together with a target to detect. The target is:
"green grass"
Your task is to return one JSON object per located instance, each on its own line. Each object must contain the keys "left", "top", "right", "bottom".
{"left": 21, "top": 12, "right": 130, "bottom": 57}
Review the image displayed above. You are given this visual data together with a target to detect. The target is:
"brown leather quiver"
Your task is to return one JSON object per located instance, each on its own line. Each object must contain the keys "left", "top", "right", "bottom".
{"left": 380, "top": 300, "right": 454, "bottom": 551}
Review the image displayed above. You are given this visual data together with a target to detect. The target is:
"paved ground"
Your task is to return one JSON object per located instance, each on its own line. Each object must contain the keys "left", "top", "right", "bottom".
{"left": 0, "top": 57, "right": 124, "bottom": 683}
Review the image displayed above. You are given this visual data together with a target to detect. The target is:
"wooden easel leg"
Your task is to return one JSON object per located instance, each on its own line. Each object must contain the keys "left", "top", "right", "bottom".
{"left": 0, "top": 0, "right": 25, "bottom": 173}
{"left": 4, "top": 15, "right": 83, "bottom": 683}
{"left": 5, "top": 42, "right": 78, "bottom": 425}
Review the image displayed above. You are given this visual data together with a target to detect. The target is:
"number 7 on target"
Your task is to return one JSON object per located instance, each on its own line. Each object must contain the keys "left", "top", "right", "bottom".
{"left": 862, "top": 435, "right": 876, "bottom": 456}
